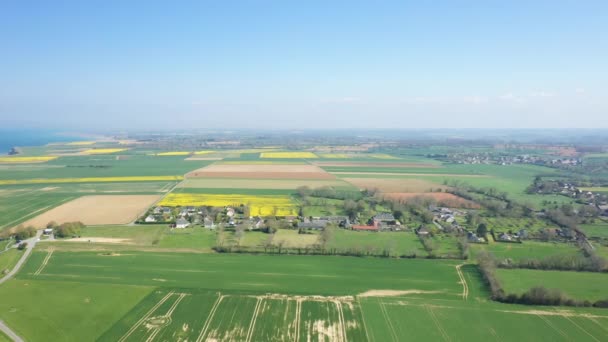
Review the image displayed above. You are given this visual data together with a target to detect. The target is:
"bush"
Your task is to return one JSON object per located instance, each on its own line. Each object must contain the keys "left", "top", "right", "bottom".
{"left": 17, "top": 242, "right": 27, "bottom": 250}
{"left": 14, "top": 226, "right": 36, "bottom": 241}
{"left": 54, "top": 221, "right": 85, "bottom": 238}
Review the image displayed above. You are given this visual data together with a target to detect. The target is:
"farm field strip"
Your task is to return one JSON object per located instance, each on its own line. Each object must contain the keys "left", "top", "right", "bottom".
{"left": 0, "top": 194, "right": 78, "bottom": 231}
{"left": 110, "top": 291, "right": 366, "bottom": 342}
{"left": 158, "top": 193, "right": 299, "bottom": 216}
{"left": 0, "top": 175, "right": 183, "bottom": 185}
{"left": 17, "top": 195, "right": 162, "bottom": 227}
{"left": 18, "top": 251, "right": 464, "bottom": 295}
{"left": 260, "top": 152, "right": 318, "bottom": 159}
{"left": 0, "top": 156, "right": 57, "bottom": 163}
{"left": 178, "top": 178, "right": 355, "bottom": 190}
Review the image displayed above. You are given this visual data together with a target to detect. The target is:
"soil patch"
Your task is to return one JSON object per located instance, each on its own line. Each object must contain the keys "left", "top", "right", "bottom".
{"left": 17, "top": 195, "right": 161, "bottom": 227}
{"left": 358, "top": 290, "right": 441, "bottom": 297}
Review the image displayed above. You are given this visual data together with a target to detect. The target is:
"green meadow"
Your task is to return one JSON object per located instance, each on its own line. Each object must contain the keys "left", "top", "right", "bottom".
{"left": 496, "top": 268, "right": 608, "bottom": 302}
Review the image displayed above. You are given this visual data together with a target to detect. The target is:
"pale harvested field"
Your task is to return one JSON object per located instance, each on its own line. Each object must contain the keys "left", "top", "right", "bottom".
{"left": 343, "top": 178, "right": 446, "bottom": 192}
{"left": 379, "top": 192, "right": 480, "bottom": 208}
{"left": 178, "top": 178, "right": 354, "bottom": 189}
{"left": 186, "top": 163, "right": 335, "bottom": 179}
{"left": 314, "top": 161, "right": 440, "bottom": 168}
{"left": 18, "top": 195, "right": 161, "bottom": 227}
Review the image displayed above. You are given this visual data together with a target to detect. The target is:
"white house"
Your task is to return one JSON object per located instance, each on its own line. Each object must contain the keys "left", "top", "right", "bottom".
{"left": 144, "top": 215, "right": 157, "bottom": 223}
{"left": 175, "top": 218, "right": 190, "bottom": 228}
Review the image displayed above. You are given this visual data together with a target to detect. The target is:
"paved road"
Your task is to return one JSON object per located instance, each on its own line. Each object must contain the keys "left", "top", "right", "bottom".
{"left": 0, "top": 230, "right": 41, "bottom": 342}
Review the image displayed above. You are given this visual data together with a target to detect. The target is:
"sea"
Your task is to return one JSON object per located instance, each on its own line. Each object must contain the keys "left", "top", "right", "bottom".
{"left": 0, "top": 130, "right": 82, "bottom": 155}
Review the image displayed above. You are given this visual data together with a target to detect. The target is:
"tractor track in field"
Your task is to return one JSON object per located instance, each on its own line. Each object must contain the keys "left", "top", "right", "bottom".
{"left": 455, "top": 264, "right": 469, "bottom": 300}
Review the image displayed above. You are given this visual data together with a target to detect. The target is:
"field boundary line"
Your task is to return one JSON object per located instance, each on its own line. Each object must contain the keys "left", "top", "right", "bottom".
{"left": 33, "top": 247, "right": 54, "bottom": 276}
{"left": 145, "top": 293, "right": 187, "bottom": 342}
{"left": 563, "top": 315, "right": 601, "bottom": 342}
{"left": 196, "top": 293, "right": 224, "bottom": 342}
{"left": 357, "top": 298, "right": 373, "bottom": 342}
{"left": 118, "top": 291, "right": 175, "bottom": 342}
{"left": 294, "top": 299, "right": 302, "bottom": 342}
{"left": 378, "top": 300, "right": 398, "bottom": 342}
{"left": 455, "top": 264, "right": 468, "bottom": 300}
{"left": 425, "top": 305, "right": 451, "bottom": 342}
{"left": 335, "top": 301, "right": 347, "bottom": 342}
{"left": 588, "top": 317, "right": 608, "bottom": 333}
{"left": 245, "top": 297, "right": 263, "bottom": 342}
{"left": 536, "top": 314, "right": 568, "bottom": 340}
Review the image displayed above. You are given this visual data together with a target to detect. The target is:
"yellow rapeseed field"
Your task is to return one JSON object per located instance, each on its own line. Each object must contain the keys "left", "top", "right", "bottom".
{"left": 158, "top": 193, "right": 298, "bottom": 216}
{"left": 156, "top": 151, "right": 192, "bottom": 156}
{"left": 0, "top": 176, "right": 183, "bottom": 185}
{"left": 260, "top": 152, "right": 318, "bottom": 159}
{"left": 83, "top": 148, "right": 127, "bottom": 154}
{"left": 66, "top": 141, "right": 96, "bottom": 146}
{"left": 0, "top": 156, "right": 57, "bottom": 163}
{"left": 194, "top": 151, "right": 213, "bottom": 155}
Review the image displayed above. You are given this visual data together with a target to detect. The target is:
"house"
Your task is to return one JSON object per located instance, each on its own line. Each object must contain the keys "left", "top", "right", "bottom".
{"left": 352, "top": 220, "right": 380, "bottom": 231}
{"left": 416, "top": 226, "right": 430, "bottom": 236}
{"left": 144, "top": 215, "right": 157, "bottom": 223}
{"left": 252, "top": 217, "right": 264, "bottom": 229}
{"left": 226, "top": 207, "right": 235, "bottom": 218}
{"left": 298, "top": 218, "right": 330, "bottom": 230}
{"left": 352, "top": 224, "right": 379, "bottom": 232}
{"left": 203, "top": 216, "right": 215, "bottom": 229}
{"left": 373, "top": 213, "right": 395, "bottom": 222}
{"left": 498, "top": 233, "right": 513, "bottom": 242}
{"left": 467, "top": 231, "right": 484, "bottom": 243}
{"left": 152, "top": 207, "right": 163, "bottom": 215}
{"left": 43, "top": 228, "right": 54, "bottom": 235}
{"left": 175, "top": 218, "right": 190, "bottom": 228}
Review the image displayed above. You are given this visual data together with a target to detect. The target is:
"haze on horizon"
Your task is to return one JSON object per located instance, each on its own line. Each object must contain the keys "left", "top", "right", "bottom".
{"left": 1, "top": 1, "right": 606, "bottom": 131}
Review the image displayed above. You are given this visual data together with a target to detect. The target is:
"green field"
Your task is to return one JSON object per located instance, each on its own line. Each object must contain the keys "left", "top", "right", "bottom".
{"left": 0, "top": 187, "right": 78, "bottom": 231}
{"left": 0, "top": 155, "right": 211, "bottom": 179}
{"left": 0, "top": 249, "right": 22, "bottom": 272}
{"left": 19, "top": 251, "right": 462, "bottom": 295}
{"left": 580, "top": 223, "right": 608, "bottom": 239}
{"left": 470, "top": 240, "right": 582, "bottom": 261}
{"left": 496, "top": 268, "right": 608, "bottom": 302}
{"left": 326, "top": 229, "right": 428, "bottom": 257}
{"left": 0, "top": 279, "right": 152, "bottom": 342}
{"left": 1, "top": 249, "right": 606, "bottom": 341}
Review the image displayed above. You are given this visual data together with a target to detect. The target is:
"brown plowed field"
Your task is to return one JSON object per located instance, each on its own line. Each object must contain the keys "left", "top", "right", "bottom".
{"left": 379, "top": 192, "right": 480, "bottom": 208}
{"left": 186, "top": 163, "right": 334, "bottom": 179}
{"left": 343, "top": 178, "right": 446, "bottom": 192}
{"left": 17, "top": 195, "right": 161, "bottom": 227}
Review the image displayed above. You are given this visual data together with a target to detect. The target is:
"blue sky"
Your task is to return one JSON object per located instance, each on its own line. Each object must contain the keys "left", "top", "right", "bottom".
{"left": 0, "top": 1, "right": 606, "bottom": 130}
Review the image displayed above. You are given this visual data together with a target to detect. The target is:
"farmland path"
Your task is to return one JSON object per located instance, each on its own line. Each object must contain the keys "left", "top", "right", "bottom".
{"left": 0, "top": 230, "right": 41, "bottom": 285}
{"left": 0, "top": 320, "right": 24, "bottom": 342}
{"left": 0, "top": 232, "right": 39, "bottom": 342}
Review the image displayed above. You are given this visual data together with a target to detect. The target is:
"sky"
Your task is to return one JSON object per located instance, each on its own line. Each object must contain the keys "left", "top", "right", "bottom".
{"left": 0, "top": 1, "right": 607, "bottom": 131}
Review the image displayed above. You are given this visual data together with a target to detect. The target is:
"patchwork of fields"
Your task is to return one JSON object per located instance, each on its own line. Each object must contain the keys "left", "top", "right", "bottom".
{"left": 0, "top": 250, "right": 605, "bottom": 341}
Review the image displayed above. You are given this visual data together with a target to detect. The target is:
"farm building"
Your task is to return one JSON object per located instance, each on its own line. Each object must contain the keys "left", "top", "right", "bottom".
{"left": 144, "top": 215, "right": 157, "bottom": 223}
{"left": 352, "top": 220, "right": 379, "bottom": 231}
{"left": 175, "top": 218, "right": 190, "bottom": 228}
